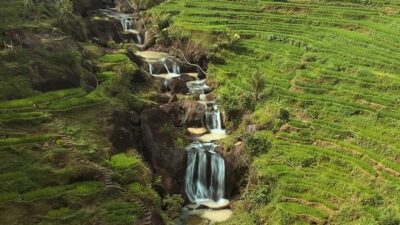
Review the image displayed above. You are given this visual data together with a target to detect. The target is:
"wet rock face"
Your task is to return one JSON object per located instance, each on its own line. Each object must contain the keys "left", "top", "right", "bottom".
{"left": 140, "top": 107, "right": 187, "bottom": 195}
{"left": 88, "top": 18, "right": 124, "bottom": 46}
{"left": 107, "top": 109, "right": 141, "bottom": 153}
{"left": 219, "top": 142, "right": 249, "bottom": 198}
{"left": 181, "top": 101, "right": 206, "bottom": 127}
{"left": 168, "top": 74, "right": 196, "bottom": 94}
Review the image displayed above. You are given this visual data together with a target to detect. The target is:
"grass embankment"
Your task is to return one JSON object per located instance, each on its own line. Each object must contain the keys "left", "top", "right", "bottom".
{"left": 0, "top": 38, "right": 157, "bottom": 225}
{"left": 156, "top": 0, "right": 400, "bottom": 224}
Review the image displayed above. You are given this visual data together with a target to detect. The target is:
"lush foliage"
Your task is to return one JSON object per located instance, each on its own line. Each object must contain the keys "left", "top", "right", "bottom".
{"left": 156, "top": 0, "right": 400, "bottom": 224}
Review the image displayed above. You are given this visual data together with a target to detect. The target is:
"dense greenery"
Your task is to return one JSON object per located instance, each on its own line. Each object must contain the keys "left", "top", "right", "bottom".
{"left": 155, "top": 0, "right": 400, "bottom": 224}
{"left": 0, "top": 1, "right": 162, "bottom": 224}
{"left": 1, "top": 0, "right": 400, "bottom": 224}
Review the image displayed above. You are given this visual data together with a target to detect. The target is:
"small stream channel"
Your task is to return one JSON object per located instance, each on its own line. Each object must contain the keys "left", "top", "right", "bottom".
{"left": 97, "top": 7, "right": 233, "bottom": 224}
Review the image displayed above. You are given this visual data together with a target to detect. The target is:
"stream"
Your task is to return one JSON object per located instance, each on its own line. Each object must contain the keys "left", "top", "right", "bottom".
{"left": 98, "top": 7, "right": 233, "bottom": 224}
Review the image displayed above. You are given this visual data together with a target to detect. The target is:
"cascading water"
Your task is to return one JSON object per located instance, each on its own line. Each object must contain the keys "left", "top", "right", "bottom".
{"left": 205, "top": 104, "right": 223, "bottom": 132}
{"left": 185, "top": 142, "right": 225, "bottom": 204}
{"left": 172, "top": 63, "right": 180, "bottom": 75}
{"left": 148, "top": 63, "right": 154, "bottom": 75}
{"left": 163, "top": 62, "right": 171, "bottom": 74}
{"left": 136, "top": 33, "right": 143, "bottom": 45}
{"left": 187, "top": 79, "right": 211, "bottom": 95}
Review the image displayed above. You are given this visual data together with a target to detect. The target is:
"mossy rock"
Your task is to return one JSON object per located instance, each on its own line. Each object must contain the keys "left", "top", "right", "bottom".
{"left": 111, "top": 153, "right": 140, "bottom": 170}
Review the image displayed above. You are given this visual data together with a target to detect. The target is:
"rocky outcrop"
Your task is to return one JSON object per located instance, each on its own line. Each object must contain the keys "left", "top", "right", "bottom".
{"left": 30, "top": 61, "right": 82, "bottom": 92}
{"left": 88, "top": 18, "right": 124, "bottom": 46}
{"left": 181, "top": 101, "right": 206, "bottom": 127}
{"left": 107, "top": 109, "right": 141, "bottom": 153}
{"left": 168, "top": 74, "right": 196, "bottom": 94}
{"left": 219, "top": 142, "right": 249, "bottom": 198}
{"left": 140, "top": 107, "right": 187, "bottom": 195}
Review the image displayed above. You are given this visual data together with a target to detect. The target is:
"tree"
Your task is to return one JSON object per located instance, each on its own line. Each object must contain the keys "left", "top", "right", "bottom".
{"left": 55, "top": 0, "right": 72, "bottom": 27}
{"left": 247, "top": 70, "right": 268, "bottom": 102}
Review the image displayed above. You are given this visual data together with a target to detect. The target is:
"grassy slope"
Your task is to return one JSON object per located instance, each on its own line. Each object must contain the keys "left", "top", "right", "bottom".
{"left": 155, "top": 0, "right": 400, "bottom": 224}
{"left": 0, "top": 0, "right": 158, "bottom": 221}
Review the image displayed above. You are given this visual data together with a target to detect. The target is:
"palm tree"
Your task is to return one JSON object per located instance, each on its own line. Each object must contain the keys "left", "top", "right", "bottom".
{"left": 248, "top": 70, "right": 268, "bottom": 102}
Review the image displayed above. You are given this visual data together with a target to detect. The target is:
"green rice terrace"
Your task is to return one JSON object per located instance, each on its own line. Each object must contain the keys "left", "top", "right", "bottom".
{"left": 0, "top": 0, "right": 400, "bottom": 224}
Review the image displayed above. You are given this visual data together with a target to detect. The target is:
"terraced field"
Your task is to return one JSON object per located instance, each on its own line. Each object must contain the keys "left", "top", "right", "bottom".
{"left": 155, "top": 0, "right": 400, "bottom": 224}
{"left": 0, "top": 49, "right": 157, "bottom": 224}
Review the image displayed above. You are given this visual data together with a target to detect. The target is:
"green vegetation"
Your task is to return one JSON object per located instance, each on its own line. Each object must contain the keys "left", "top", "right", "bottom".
{"left": 155, "top": 0, "right": 400, "bottom": 224}
{"left": 99, "top": 54, "right": 129, "bottom": 63}
{"left": 111, "top": 153, "right": 140, "bottom": 170}
{"left": 101, "top": 201, "right": 143, "bottom": 225}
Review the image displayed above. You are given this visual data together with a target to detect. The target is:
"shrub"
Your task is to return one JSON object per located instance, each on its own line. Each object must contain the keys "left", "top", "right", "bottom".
{"left": 218, "top": 85, "right": 254, "bottom": 123}
{"left": 245, "top": 131, "right": 272, "bottom": 156}
{"left": 162, "top": 194, "right": 184, "bottom": 220}
{"left": 218, "top": 28, "right": 241, "bottom": 49}
{"left": 278, "top": 108, "right": 290, "bottom": 122}
{"left": 250, "top": 185, "right": 273, "bottom": 205}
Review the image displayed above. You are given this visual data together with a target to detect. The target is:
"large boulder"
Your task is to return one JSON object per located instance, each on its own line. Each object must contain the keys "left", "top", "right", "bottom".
{"left": 106, "top": 109, "right": 141, "bottom": 153}
{"left": 140, "top": 107, "right": 187, "bottom": 195}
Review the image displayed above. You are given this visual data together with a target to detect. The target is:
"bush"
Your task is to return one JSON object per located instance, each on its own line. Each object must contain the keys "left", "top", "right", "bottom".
{"left": 218, "top": 28, "right": 241, "bottom": 49}
{"left": 278, "top": 108, "right": 290, "bottom": 122}
{"left": 162, "top": 194, "right": 184, "bottom": 220}
{"left": 245, "top": 131, "right": 272, "bottom": 156}
{"left": 250, "top": 184, "right": 273, "bottom": 205}
{"left": 219, "top": 86, "right": 254, "bottom": 124}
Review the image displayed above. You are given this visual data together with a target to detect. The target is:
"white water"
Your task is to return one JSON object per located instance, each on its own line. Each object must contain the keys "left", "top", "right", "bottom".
{"left": 148, "top": 63, "right": 154, "bottom": 75}
{"left": 186, "top": 79, "right": 211, "bottom": 94}
{"left": 185, "top": 142, "right": 226, "bottom": 204}
{"left": 205, "top": 104, "right": 223, "bottom": 132}
{"left": 163, "top": 62, "right": 171, "bottom": 74}
{"left": 99, "top": 9, "right": 144, "bottom": 45}
{"left": 136, "top": 33, "right": 143, "bottom": 45}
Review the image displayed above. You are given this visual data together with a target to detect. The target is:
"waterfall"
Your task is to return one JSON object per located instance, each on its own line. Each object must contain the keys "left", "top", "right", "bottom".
{"left": 210, "top": 150, "right": 225, "bottom": 200}
{"left": 172, "top": 63, "right": 180, "bottom": 74}
{"left": 206, "top": 104, "right": 223, "bottom": 132}
{"left": 185, "top": 142, "right": 225, "bottom": 204}
{"left": 136, "top": 33, "right": 143, "bottom": 45}
{"left": 149, "top": 63, "right": 154, "bottom": 75}
{"left": 163, "top": 62, "right": 171, "bottom": 74}
{"left": 187, "top": 79, "right": 210, "bottom": 95}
